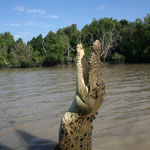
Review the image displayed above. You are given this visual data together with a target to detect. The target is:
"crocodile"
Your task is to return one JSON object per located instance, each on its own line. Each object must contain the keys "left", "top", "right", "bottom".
{"left": 56, "top": 40, "right": 105, "bottom": 150}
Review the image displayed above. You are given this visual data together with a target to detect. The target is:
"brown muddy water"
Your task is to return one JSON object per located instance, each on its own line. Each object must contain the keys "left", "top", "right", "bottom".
{"left": 0, "top": 64, "right": 150, "bottom": 150}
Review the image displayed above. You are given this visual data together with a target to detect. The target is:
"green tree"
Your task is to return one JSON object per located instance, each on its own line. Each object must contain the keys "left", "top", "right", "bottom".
{"left": 117, "top": 14, "right": 150, "bottom": 62}
{"left": 63, "top": 24, "right": 80, "bottom": 48}
{"left": 28, "top": 34, "right": 45, "bottom": 66}
{"left": 57, "top": 30, "right": 73, "bottom": 63}
{"left": 15, "top": 38, "right": 33, "bottom": 67}
{"left": 28, "top": 34, "right": 45, "bottom": 56}
{"left": 143, "top": 14, "right": 150, "bottom": 61}
{"left": 43, "top": 31, "right": 65, "bottom": 66}
{"left": 57, "top": 24, "right": 80, "bottom": 62}
{"left": 112, "top": 52, "right": 125, "bottom": 64}
{"left": 81, "top": 18, "right": 122, "bottom": 61}
{"left": 0, "top": 32, "right": 16, "bottom": 67}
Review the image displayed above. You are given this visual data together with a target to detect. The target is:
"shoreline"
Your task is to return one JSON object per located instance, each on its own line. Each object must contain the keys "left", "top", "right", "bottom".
{"left": 1, "top": 62, "right": 150, "bottom": 70}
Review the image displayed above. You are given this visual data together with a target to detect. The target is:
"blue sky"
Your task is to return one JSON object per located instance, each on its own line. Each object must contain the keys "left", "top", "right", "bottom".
{"left": 0, "top": 0, "right": 149, "bottom": 42}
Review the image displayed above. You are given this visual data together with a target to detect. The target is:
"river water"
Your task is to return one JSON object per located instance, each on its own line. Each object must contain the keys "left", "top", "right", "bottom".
{"left": 0, "top": 64, "right": 150, "bottom": 150}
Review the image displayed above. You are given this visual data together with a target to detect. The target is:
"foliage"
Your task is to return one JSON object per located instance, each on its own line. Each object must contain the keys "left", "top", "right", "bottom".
{"left": 42, "top": 31, "right": 65, "bottom": 66}
{"left": 0, "top": 13, "right": 150, "bottom": 68}
{"left": 15, "top": 38, "right": 33, "bottom": 67}
{"left": 81, "top": 18, "right": 122, "bottom": 61}
{"left": 112, "top": 52, "right": 125, "bottom": 64}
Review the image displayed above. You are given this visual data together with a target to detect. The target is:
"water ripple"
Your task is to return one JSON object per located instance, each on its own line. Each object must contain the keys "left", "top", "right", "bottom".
{"left": 0, "top": 64, "right": 150, "bottom": 150}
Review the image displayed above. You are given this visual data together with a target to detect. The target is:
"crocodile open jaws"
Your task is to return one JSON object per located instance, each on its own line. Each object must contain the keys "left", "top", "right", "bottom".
{"left": 57, "top": 40, "right": 105, "bottom": 150}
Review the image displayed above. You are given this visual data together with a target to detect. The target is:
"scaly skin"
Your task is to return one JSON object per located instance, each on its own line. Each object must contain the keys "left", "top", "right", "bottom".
{"left": 57, "top": 40, "right": 105, "bottom": 150}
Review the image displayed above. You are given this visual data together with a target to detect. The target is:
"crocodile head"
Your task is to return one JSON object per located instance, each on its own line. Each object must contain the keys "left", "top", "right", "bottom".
{"left": 75, "top": 40, "right": 105, "bottom": 115}
{"left": 58, "top": 40, "right": 105, "bottom": 150}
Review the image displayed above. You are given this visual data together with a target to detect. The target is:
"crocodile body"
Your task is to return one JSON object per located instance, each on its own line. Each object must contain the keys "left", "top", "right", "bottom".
{"left": 58, "top": 40, "right": 105, "bottom": 150}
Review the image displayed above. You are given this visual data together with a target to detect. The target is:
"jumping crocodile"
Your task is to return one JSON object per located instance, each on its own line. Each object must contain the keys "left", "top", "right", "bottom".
{"left": 56, "top": 40, "right": 105, "bottom": 150}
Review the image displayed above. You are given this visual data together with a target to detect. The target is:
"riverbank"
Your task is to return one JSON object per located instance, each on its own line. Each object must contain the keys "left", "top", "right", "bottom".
{"left": 1, "top": 61, "right": 150, "bottom": 70}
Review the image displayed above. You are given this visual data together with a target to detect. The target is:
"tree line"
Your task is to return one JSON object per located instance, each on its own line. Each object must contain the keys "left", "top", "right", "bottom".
{"left": 0, "top": 14, "right": 150, "bottom": 68}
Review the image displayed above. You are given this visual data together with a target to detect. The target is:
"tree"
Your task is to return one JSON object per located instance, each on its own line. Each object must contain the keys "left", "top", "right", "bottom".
{"left": 143, "top": 14, "right": 150, "bottom": 61}
{"left": 81, "top": 18, "right": 122, "bottom": 61}
{"left": 0, "top": 32, "right": 16, "bottom": 66}
{"left": 1, "top": 14, "right": 150, "bottom": 67}
{"left": 43, "top": 31, "right": 65, "bottom": 66}
{"left": 57, "top": 29, "right": 72, "bottom": 63}
{"left": 117, "top": 15, "right": 150, "bottom": 63}
{"left": 98, "top": 27, "right": 121, "bottom": 61}
{"left": 15, "top": 38, "right": 33, "bottom": 67}
{"left": 61, "top": 24, "right": 80, "bottom": 62}
{"left": 112, "top": 52, "right": 125, "bottom": 64}
{"left": 144, "top": 13, "right": 150, "bottom": 24}
{"left": 28, "top": 34, "right": 45, "bottom": 66}
{"left": 28, "top": 34, "right": 45, "bottom": 56}
{"left": 63, "top": 24, "right": 80, "bottom": 48}
{"left": 120, "top": 19, "right": 129, "bottom": 27}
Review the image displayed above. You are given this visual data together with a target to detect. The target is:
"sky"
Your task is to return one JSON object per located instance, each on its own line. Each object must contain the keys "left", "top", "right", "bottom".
{"left": 0, "top": 0, "right": 150, "bottom": 42}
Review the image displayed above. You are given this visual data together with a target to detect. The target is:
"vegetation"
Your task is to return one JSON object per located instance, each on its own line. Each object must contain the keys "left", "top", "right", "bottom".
{"left": 0, "top": 14, "right": 150, "bottom": 68}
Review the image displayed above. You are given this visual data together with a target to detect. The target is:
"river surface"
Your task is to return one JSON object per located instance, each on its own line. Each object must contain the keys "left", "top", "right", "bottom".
{"left": 0, "top": 64, "right": 150, "bottom": 150}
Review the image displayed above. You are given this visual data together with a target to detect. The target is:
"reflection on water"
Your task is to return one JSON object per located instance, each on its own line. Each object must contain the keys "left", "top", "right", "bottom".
{"left": 0, "top": 64, "right": 150, "bottom": 150}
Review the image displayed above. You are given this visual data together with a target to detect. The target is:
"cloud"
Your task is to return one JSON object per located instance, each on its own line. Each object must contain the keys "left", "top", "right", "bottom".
{"left": 37, "top": 23, "right": 51, "bottom": 28}
{"left": 23, "top": 21, "right": 35, "bottom": 26}
{"left": 5, "top": 21, "right": 50, "bottom": 28}
{"left": 13, "top": 6, "right": 58, "bottom": 20}
{"left": 13, "top": 6, "right": 45, "bottom": 15}
{"left": 23, "top": 21, "right": 51, "bottom": 28}
{"left": 43, "top": 15, "right": 58, "bottom": 19}
{"left": 26, "top": 9, "right": 46, "bottom": 15}
{"left": 14, "top": 35, "right": 21, "bottom": 39}
{"left": 96, "top": 5, "right": 105, "bottom": 10}
{"left": 5, "top": 23, "right": 20, "bottom": 26}
{"left": 14, "top": 32, "right": 32, "bottom": 40}
{"left": 19, "top": 32, "right": 32, "bottom": 35}
{"left": 14, "top": 6, "right": 24, "bottom": 12}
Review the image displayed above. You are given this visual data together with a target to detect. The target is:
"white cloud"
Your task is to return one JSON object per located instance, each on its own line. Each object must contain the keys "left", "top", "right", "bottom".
{"left": 23, "top": 21, "right": 51, "bottom": 28}
{"left": 26, "top": 9, "right": 46, "bottom": 15}
{"left": 23, "top": 21, "right": 35, "bottom": 26}
{"left": 13, "top": 6, "right": 58, "bottom": 20}
{"left": 5, "top": 23, "right": 20, "bottom": 26}
{"left": 14, "top": 6, "right": 24, "bottom": 12}
{"left": 43, "top": 15, "right": 58, "bottom": 19}
{"left": 13, "top": 7, "right": 46, "bottom": 16}
{"left": 19, "top": 32, "right": 32, "bottom": 35}
{"left": 5, "top": 21, "right": 50, "bottom": 28}
{"left": 14, "top": 35, "right": 21, "bottom": 39}
{"left": 14, "top": 32, "right": 32, "bottom": 40}
{"left": 38, "top": 23, "right": 51, "bottom": 28}
{"left": 96, "top": 5, "right": 105, "bottom": 10}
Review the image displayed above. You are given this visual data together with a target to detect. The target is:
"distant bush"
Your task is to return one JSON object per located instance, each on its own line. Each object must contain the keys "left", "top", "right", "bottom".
{"left": 112, "top": 52, "right": 125, "bottom": 64}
